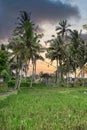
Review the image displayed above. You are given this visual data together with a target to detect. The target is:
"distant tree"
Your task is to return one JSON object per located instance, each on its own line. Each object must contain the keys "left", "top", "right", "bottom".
{"left": 40, "top": 73, "right": 51, "bottom": 86}
{"left": 46, "top": 36, "right": 65, "bottom": 85}
{"left": 0, "top": 50, "right": 8, "bottom": 75}
{"left": 70, "top": 30, "right": 82, "bottom": 79}
{"left": 8, "top": 11, "right": 43, "bottom": 88}
{"left": 56, "top": 20, "right": 71, "bottom": 38}
{"left": 1, "top": 69, "right": 10, "bottom": 82}
{"left": 8, "top": 37, "right": 27, "bottom": 88}
{"left": 77, "top": 39, "right": 87, "bottom": 86}
{"left": 1, "top": 44, "right": 6, "bottom": 50}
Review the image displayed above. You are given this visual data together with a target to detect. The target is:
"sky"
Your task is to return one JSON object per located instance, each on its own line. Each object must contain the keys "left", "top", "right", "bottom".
{"left": 0, "top": 0, "right": 87, "bottom": 74}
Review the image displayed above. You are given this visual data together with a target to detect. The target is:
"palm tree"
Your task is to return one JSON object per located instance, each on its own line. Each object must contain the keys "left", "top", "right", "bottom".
{"left": 33, "top": 53, "right": 44, "bottom": 81}
{"left": 32, "top": 33, "right": 44, "bottom": 79}
{"left": 14, "top": 11, "right": 43, "bottom": 87}
{"left": 62, "top": 44, "right": 73, "bottom": 86}
{"left": 46, "top": 36, "right": 65, "bottom": 85}
{"left": 1, "top": 44, "right": 6, "bottom": 50}
{"left": 69, "top": 30, "right": 84, "bottom": 80}
{"left": 8, "top": 37, "right": 26, "bottom": 88}
{"left": 56, "top": 20, "right": 71, "bottom": 38}
{"left": 77, "top": 40, "right": 87, "bottom": 86}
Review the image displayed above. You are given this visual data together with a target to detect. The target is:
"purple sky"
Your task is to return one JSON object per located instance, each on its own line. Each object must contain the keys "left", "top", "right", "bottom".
{"left": 0, "top": 0, "right": 80, "bottom": 42}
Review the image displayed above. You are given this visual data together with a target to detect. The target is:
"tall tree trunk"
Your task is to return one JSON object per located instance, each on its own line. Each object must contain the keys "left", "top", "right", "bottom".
{"left": 17, "top": 66, "right": 23, "bottom": 89}
{"left": 82, "top": 66, "right": 85, "bottom": 87}
{"left": 25, "top": 60, "right": 30, "bottom": 80}
{"left": 15, "top": 69, "right": 19, "bottom": 89}
{"left": 32, "top": 60, "right": 35, "bottom": 81}
{"left": 56, "top": 59, "right": 59, "bottom": 86}
{"left": 74, "top": 69, "right": 77, "bottom": 80}
{"left": 30, "top": 61, "right": 34, "bottom": 88}
{"left": 66, "top": 67, "right": 70, "bottom": 87}
{"left": 15, "top": 69, "right": 22, "bottom": 89}
{"left": 59, "top": 60, "right": 62, "bottom": 83}
{"left": 67, "top": 60, "right": 70, "bottom": 87}
{"left": 34, "top": 60, "right": 36, "bottom": 80}
{"left": 74, "top": 69, "right": 77, "bottom": 87}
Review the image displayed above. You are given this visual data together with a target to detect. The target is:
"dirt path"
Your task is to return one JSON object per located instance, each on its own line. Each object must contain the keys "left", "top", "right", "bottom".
{"left": 0, "top": 90, "right": 17, "bottom": 97}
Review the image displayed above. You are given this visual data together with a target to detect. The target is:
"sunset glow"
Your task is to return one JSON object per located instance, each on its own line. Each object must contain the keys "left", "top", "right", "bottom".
{"left": 0, "top": 0, "right": 87, "bottom": 74}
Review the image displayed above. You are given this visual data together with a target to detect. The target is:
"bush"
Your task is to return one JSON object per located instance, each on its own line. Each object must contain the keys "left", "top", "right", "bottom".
{"left": 21, "top": 77, "right": 31, "bottom": 82}
{"left": 20, "top": 82, "right": 45, "bottom": 88}
{"left": 8, "top": 80, "right": 15, "bottom": 88}
{"left": 0, "top": 82, "right": 8, "bottom": 93}
{"left": 20, "top": 82, "right": 30, "bottom": 87}
{"left": 8, "top": 79, "right": 45, "bottom": 88}
{"left": 1, "top": 69, "right": 10, "bottom": 82}
{"left": 32, "top": 82, "right": 45, "bottom": 88}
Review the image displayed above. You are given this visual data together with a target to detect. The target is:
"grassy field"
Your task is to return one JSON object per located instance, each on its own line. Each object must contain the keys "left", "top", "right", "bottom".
{"left": 0, "top": 86, "right": 87, "bottom": 130}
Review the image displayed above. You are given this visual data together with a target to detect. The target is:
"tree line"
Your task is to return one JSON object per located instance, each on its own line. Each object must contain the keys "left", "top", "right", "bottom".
{"left": 0, "top": 11, "right": 87, "bottom": 88}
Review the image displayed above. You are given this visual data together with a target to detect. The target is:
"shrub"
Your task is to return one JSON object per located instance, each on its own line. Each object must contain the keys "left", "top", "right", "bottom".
{"left": 8, "top": 80, "right": 15, "bottom": 88}
{"left": 20, "top": 82, "right": 30, "bottom": 87}
{"left": 0, "top": 82, "right": 8, "bottom": 93}
{"left": 20, "top": 82, "right": 45, "bottom": 88}
{"left": 1, "top": 69, "right": 10, "bottom": 82}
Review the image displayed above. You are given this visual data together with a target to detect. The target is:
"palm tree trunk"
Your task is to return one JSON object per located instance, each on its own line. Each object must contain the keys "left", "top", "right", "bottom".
{"left": 82, "top": 66, "right": 85, "bottom": 87}
{"left": 25, "top": 61, "right": 30, "bottom": 79}
{"left": 17, "top": 66, "right": 23, "bottom": 89}
{"left": 74, "top": 69, "right": 77, "bottom": 86}
{"left": 56, "top": 59, "right": 59, "bottom": 86}
{"left": 15, "top": 69, "right": 22, "bottom": 89}
{"left": 30, "top": 61, "right": 34, "bottom": 88}
{"left": 34, "top": 60, "right": 36, "bottom": 80}
{"left": 15, "top": 68, "right": 19, "bottom": 89}
{"left": 75, "top": 69, "right": 77, "bottom": 79}
{"left": 67, "top": 70, "right": 70, "bottom": 87}
{"left": 59, "top": 60, "right": 62, "bottom": 83}
{"left": 66, "top": 60, "right": 70, "bottom": 87}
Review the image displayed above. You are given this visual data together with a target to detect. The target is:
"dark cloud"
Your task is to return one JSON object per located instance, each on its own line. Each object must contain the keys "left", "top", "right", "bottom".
{"left": 81, "top": 33, "right": 87, "bottom": 41}
{"left": 0, "top": 0, "right": 80, "bottom": 40}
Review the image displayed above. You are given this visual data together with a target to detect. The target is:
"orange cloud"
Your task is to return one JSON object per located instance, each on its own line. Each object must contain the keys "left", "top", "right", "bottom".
{"left": 28, "top": 60, "right": 56, "bottom": 75}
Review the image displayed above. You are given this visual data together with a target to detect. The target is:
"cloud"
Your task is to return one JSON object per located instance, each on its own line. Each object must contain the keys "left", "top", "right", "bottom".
{"left": 81, "top": 33, "right": 87, "bottom": 41}
{"left": 0, "top": 0, "right": 80, "bottom": 40}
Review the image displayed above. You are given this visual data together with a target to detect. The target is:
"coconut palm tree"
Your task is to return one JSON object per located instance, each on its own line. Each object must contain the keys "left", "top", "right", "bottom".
{"left": 13, "top": 11, "right": 43, "bottom": 88}
{"left": 77, "top": 39, "right": 87, "bottom": 86}
{"left": 8, "top": 37, "right": 26, "bottom": 88}
{"left": 33, "top": 53, "right": 44, "bottom": 81}
{"left": 56, "top": 20, "right": 71, "bottom": 38}
{"left": 46, "top": 36, "right": 65, "bottom": 85}
{"left": 69, "top": 30, "right": 84, "bottom": 80}
{"left": 62, "top": 43, "right": 73, "bottom": 85}
{"left": 1, "top": 44, "right": 6, "bottom": 50}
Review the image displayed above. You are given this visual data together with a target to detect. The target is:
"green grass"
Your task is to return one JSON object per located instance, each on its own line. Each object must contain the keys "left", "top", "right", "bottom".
{"left": 0, "top": 86, "right": 87, "bottom": 130}
{"left": 0, "top": 82, "right": 8, "bottom": 93}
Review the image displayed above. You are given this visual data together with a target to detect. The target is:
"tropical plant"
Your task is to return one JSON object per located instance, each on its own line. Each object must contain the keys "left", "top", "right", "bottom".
{"left": 8, "top": 37, "right": 26, "bottom": 88}
{"left": 69, "top": 30, "right": 82, "bottom": 79}
{"left": 77, "top": 39, "right": 87, "bottom": 86}
{"left": 0, "top": 50, "right": 8, "bottom": 75}
{"left": 46, "top": 36, "right": 65, "bottom": 85}
{"left": 8, "top": 11, "right": 43, "bottom": 88}
{"left": 56, "top": 19, "right": 71, "bottom": 38}
{"left": 0, "top": 44, "right": 6, "bottom": 50}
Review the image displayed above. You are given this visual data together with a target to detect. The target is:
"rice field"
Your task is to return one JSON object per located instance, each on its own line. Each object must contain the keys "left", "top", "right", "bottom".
{"left": 0, "top": 86, "right": 87, "bottom": 130}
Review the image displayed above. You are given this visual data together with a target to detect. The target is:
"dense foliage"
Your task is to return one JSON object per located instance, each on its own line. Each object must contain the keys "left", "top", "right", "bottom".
{"left": 0, "top": 50, "right": 8, "bottom": 74}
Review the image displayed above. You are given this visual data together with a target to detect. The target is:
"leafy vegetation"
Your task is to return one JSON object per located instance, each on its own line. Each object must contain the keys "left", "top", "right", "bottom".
{"left": 0, "top": 50, "right": 8, "bottom": 74}
{"left": 0, "top": 11, "right": 87, "bottom": 89}
{"left": 0, "top": 10, "right": 87, "bottom": 130}
{"left": 0, "top": 83, "right": 8, "bottom": 93}
{"left": 7, "top": 11, "right": 44, "bottom": 89}
{"left": 0, "top": 87, "right": 87, "bottom": 130}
